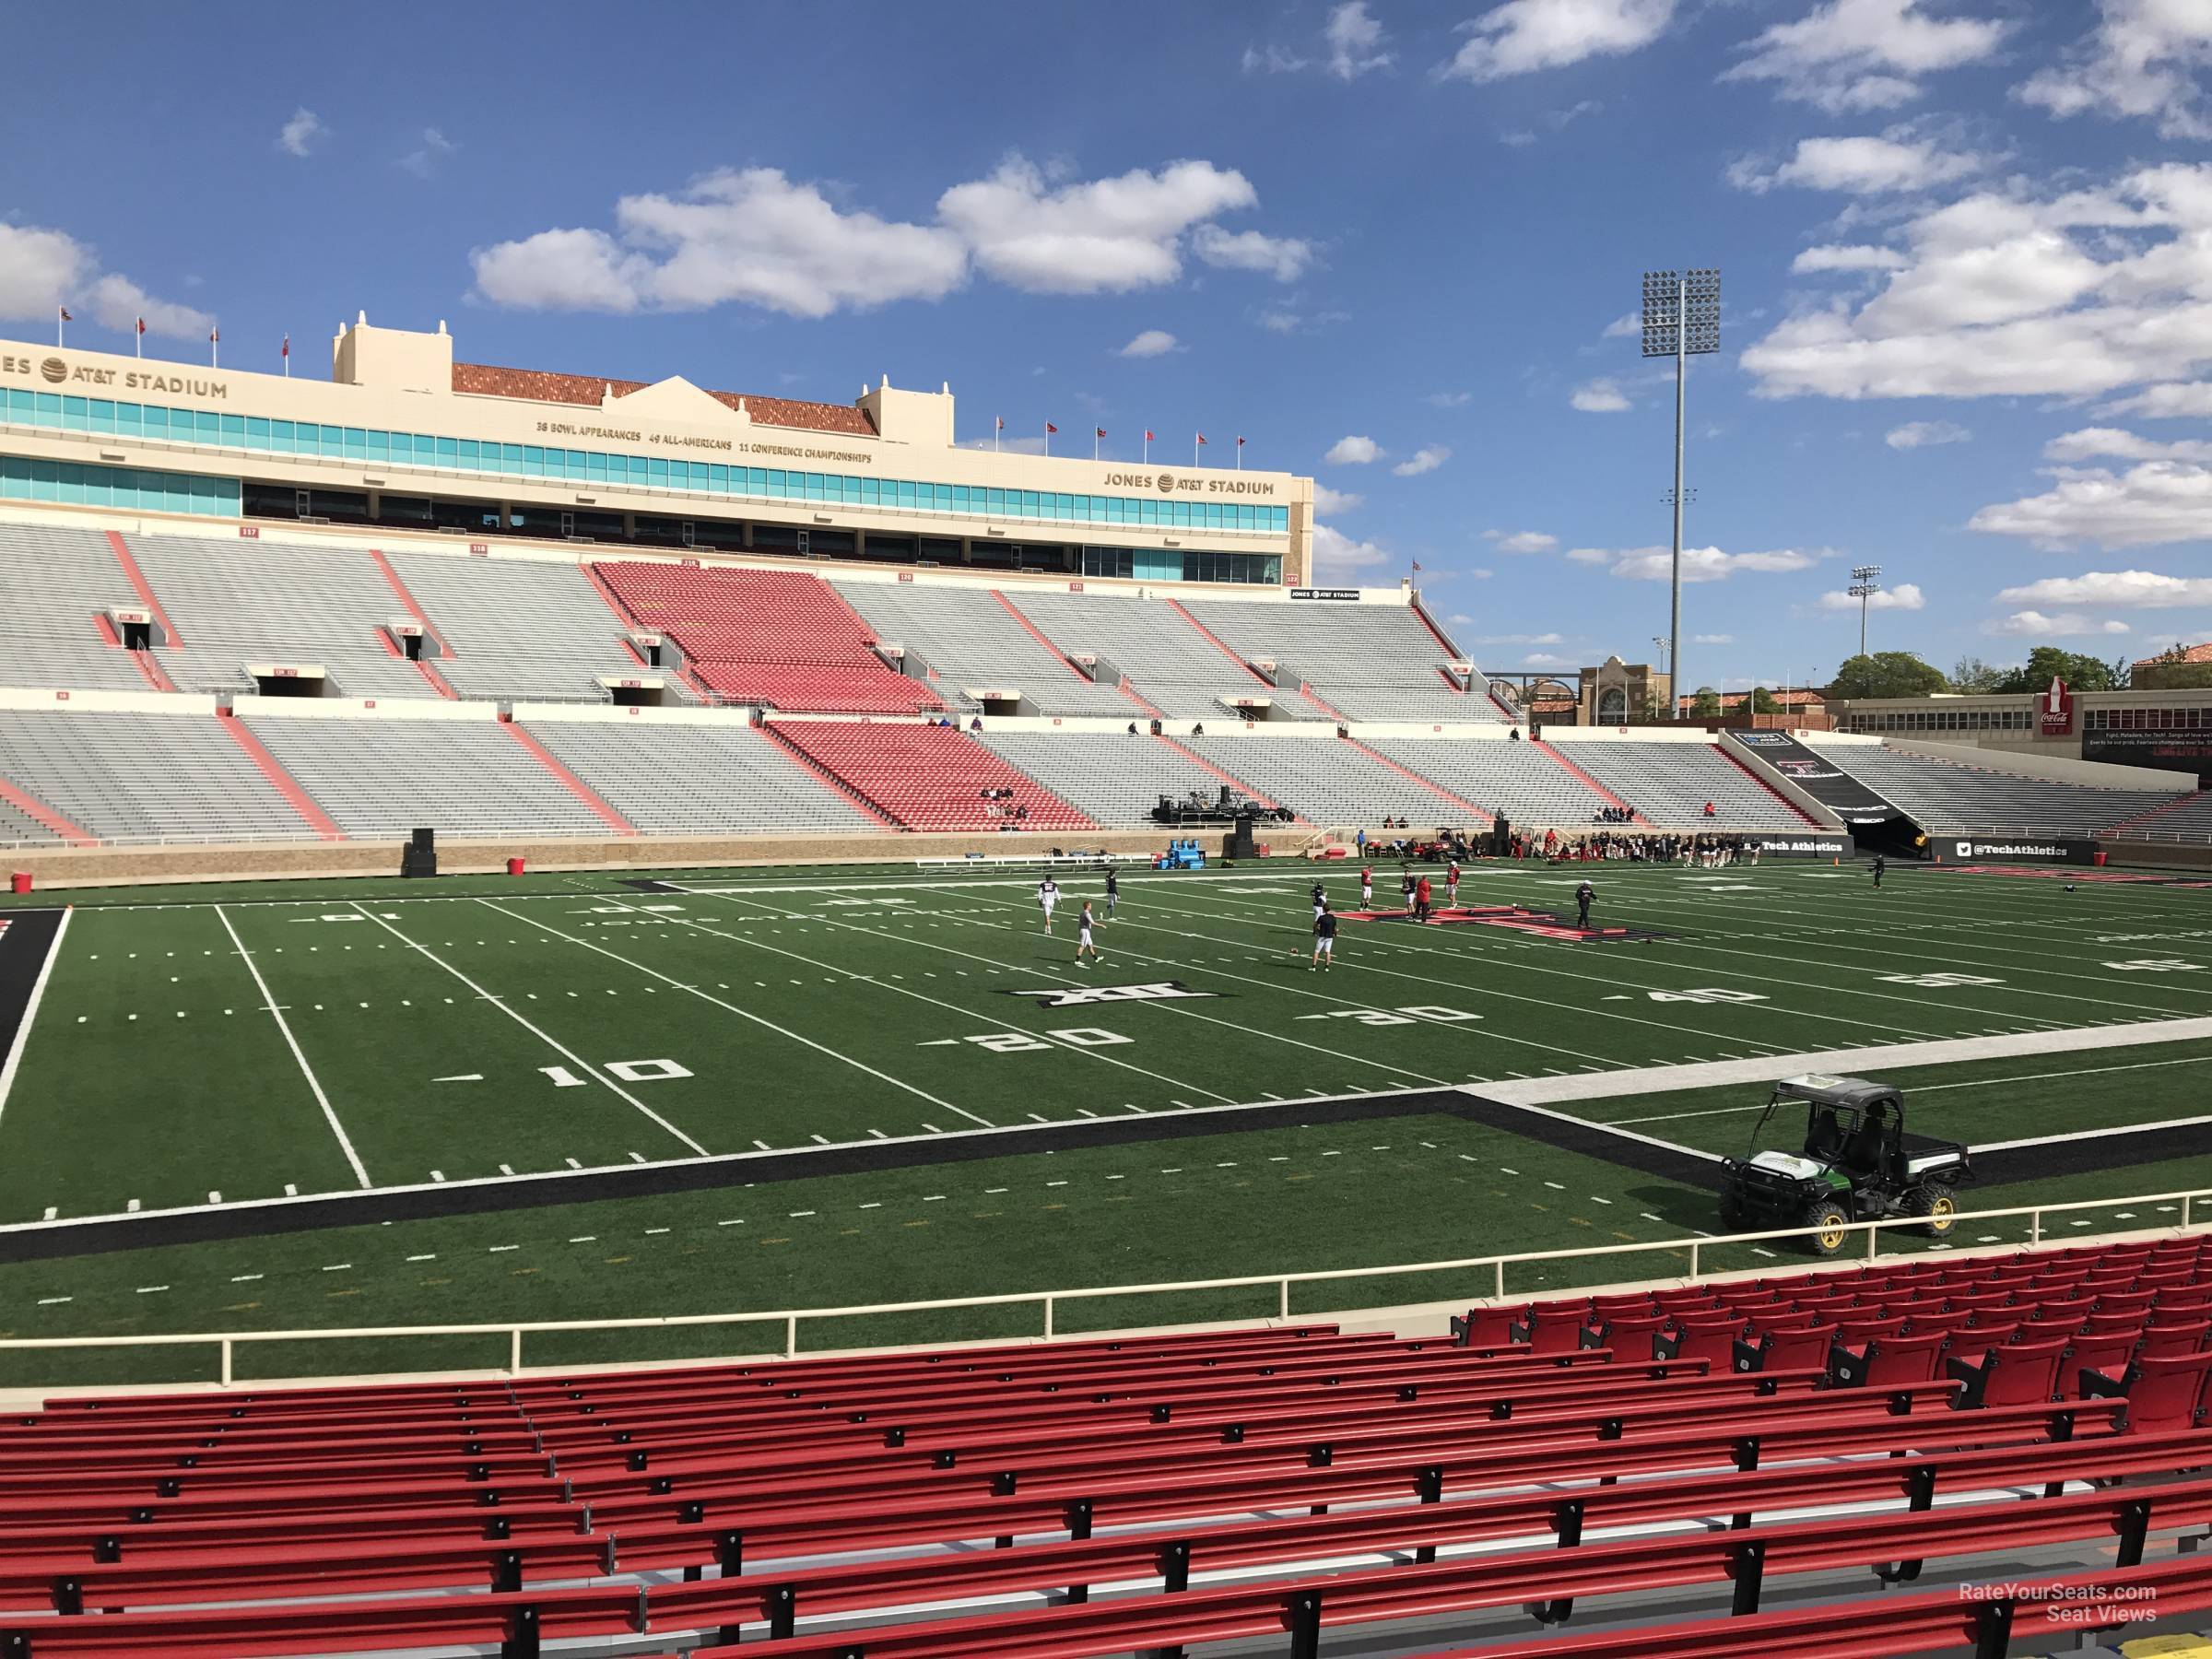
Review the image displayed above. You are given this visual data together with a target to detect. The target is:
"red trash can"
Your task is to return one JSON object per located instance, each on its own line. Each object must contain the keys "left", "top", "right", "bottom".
{"left": 506, "top": 857, "right": 526, "bottom": 876}
{"left": 8, "top": 872, "right": 28, "bottom": 895}
{"left": 2091, "top": 851, "right": 2108, "bottom": 867}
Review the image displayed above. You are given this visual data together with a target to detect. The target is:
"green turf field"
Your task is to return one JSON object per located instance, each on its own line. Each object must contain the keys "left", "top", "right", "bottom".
{"left": 0, "top": 855, "right": 2206, "bottom": 1382}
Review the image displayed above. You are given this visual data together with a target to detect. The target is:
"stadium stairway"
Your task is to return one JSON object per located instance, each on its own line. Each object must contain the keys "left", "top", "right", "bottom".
{"left": 765, "top": 720, "right": 1094, "bottom": 831}
{"left": 3, "top": 1237, "right": 2211, "bottom": 1653}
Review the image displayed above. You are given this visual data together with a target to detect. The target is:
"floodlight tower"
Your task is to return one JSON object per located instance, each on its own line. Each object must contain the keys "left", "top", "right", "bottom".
{"left": 1641, "top": 267, "right": 1721, "bottom": 710}
{"left": 1848, "top": 564, "right": 1883, "bottom": 657}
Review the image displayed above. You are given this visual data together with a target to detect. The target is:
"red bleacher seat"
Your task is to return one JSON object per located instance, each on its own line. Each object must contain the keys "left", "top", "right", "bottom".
{"left": 2083, "top": 1349, "right": 2212, "bottom": 1432}
{"left": 1830, "top": 1330, "right": 1949, "bottom": 1387}
{"left": 594, "top": 561, "right": 944, "bottom": 714}
{"left": 1949, "top": 1336, "right": 2072, "bottom": 1408}
{"left": 765, "top": 721, "right": 1094, "bottom": 832}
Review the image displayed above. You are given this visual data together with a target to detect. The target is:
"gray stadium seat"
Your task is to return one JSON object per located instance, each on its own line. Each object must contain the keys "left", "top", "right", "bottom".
{"left": 521, "top": 720, "right": 886, "bottom": 834}
{"left": 0, "top": 708, "right": 322, "bottom": 841}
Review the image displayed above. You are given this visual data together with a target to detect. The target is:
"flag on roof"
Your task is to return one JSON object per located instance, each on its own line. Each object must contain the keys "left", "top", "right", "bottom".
{"left": 1094, "top": 427, "right": 1106, "bottom": 438}
{"left": 1195, "top": 433, "right": 1207, "bottom": 445}
{"left": 57, "top": 307, "right": 71, "bottom": 323}
{"left": 1045, "top": 422, "right": 1058, "bottom": 434}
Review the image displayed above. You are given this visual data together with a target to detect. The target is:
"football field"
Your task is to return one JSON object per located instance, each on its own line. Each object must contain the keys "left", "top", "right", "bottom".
{"left": 0, "top": 855, "right": 2208, "bottom": 1382}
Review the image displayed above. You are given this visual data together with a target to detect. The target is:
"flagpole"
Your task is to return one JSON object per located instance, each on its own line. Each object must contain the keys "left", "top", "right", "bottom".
{"left": 1043, "top": 422, "right": 1051, "bottom": 457}
{"left": 994, "top": 418, "right": 1001, "bottom": 454}
{"left": 134, "top": 319, "right": 142, "bottom": 359}
{"left": 210, "top": 330, "right": 219, "bottom": 370}
{"left": 55, "top": 308, "right": 64, "bottom": 349}
{"left": 1143, "top": 432, "right": 1150, "bottom": 464}
{"left": 1092, "top": 430, "right": 1099, "bottom": 462}
{"left": 1236, "top": 439, "right": 1243, "bottom": 472}
{"left": 1194, "top": 434, "right": 1200, "bottom": 466}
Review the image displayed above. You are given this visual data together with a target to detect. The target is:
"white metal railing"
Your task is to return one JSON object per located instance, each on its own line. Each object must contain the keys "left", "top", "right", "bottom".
{"left": 2, "top": 1187, "right": 2203, "bottom": 1388}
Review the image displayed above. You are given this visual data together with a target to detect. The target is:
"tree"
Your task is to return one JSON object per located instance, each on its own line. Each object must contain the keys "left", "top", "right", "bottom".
{"left": 1690, "top": 686, "right": 1722, "bottom": 718}
{"left": 1748, "top": 686, "right": 1779, "bottom": 714}
{"left": 1993, "top": 647, "right": 2127, "bottom": 694}
{"left": 1949, "top": 655, "right": 2006, "bottom": 694}
{"left": 1829, "top": 652, "right": 1948, "bottom": 700}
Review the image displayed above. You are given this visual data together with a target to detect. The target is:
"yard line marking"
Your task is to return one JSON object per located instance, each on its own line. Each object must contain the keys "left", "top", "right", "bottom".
{"left": 218, "top": 907, "right": 371, "bottom": 1188}
{"left": 351, "top": 903, "right": 711, "bottom": 1157}
{"left": 230, "top": 1273, "right": 263, "bottom": 1282}
{"left": 0, "top": 907, "right": 69, "bottom": 1134}
{"left": 35, "top": 1297, "right": 68, "bottom": 1305}
{"left": 476, "top": 899, "right": 987, "bottom": 1128}
{"left": 40, "top": 1206, "right": 54, "bottom": 1221}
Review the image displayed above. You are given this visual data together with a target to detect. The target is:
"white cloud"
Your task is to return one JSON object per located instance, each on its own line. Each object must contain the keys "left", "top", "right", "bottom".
{"left": 399, "top": 127, "right": 456, "bottom": 179}
{"left": 475, "top": 154, "right": 1302, "bottom": 318}
{"left": 1692, "top": 632, "right": 1735, "bottom": 643}
{"left": 1984, "top": 610, "right": 2133, "bottom": 637}
{"left": 277, "top": 108, "right": 327, "bottom": 158}
{"left": 1602, "top": 310, "right": 1641, "bottom": 337}
{"left": 1426, "top": 390, "right": 1473, "bottom": 406}
{"left": 1571, "top": 378, "right": 1631, "bottom": 412}
{"left": 1483, "top": 529, "right": 1559, "bottom": 554}
{"left": 1730, "top": 132, "right": 1988, "bottom": 195}
{"left": 1190, "top": 224, "right": 1314, "bottom": 282}
{"left": 2017, "top": 0, "right": 2212, "bottom": 141}
{"left": 1392, "top": 444, "right": 1451, "bottom": 477}
{"left": 2044, "top": 427, "right": 2212, "bottom": 465}
{"left": 1324, "top": 434, "right": 1383, "bottom": 465}
{"left": 1324, "top": 1, "right": 1394, "bottom": 78}
{"left": 1117, "top": 329, "right": 1180, "bottom": 359}
{"left": 1740, "top": 161, "right": 2212, "bottom": 401}
{"left": 1312, "top": 523, "right": 1390, "bottom": 579}
{"left": 2099, "top": 382, "right": 2212, "bottom": 419}
{"left": 1996, "top": 571, "right": 2212, "bottom": 608}
{"left": 1723, "top": 0, "right": 2013, "bottom": 112}
{"left": 0, "top": 222, "right": 211, "bottom": 339}
{"left": 1792, "top": 243, "right": 1910, "bottom": 274}
{"left": 1472, "top": 630, "right": 1565, "bottom": 644}
{"left": 1971, "top": 458, "right": 2212, "bottom": 550}
{"left": 1583, "top": 545, "right": 1824, "bottom": 582}
{"left": 1818, "top": 582, "right": 1926, "bottom": 611}
{"left": 1313, "top": 484, "right": 1364, "bottom": 514}
{"left": 1886, "top": 419, "right": 1971, "bottom": 449}
{"left": 1523, "top": 652, "right": 1575, "bottom": 667}
{"left": 1438, "top": 0, "right": 1677, "bottom": 83}
{"left": 1242, "top": 43, "right": 1311, "bottom": 74}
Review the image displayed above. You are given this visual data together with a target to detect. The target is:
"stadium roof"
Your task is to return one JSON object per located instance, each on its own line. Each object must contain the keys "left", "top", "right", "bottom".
{"left": 2135, "top": 641, "right": 2212, "bottom": 669}
{"left": 452, "top": 361, "right": 877, "bottom": 437}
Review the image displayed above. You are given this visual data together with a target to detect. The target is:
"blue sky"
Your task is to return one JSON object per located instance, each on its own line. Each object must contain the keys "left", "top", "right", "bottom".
{"left": 5, "top": 0, "right": 2212, "bottom": 695}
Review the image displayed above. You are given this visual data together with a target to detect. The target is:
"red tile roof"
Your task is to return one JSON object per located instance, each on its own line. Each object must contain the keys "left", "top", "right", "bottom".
{"left": 2136, "top": 641, "right": 2212, "bottom": 668}
{"left": 1676, "top": 688, "right": 1827, "bottom": 712}
{"left": 451, "top": 362, "right": 877, "bottom": 437}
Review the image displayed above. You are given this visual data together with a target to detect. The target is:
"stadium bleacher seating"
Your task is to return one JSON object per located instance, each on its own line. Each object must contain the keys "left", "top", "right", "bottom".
{"left": 830, "top": 578, "right": 1135, "bottom": 718}
{"left": 1558, "top": 740, "right": 1816, "bottom": 830}
{"left": 0, "top": 708, "right": 324, "bottom": 842}
{"left": 1357, "top": 736, "right": 1613, "bottom": 825}
{"left": 1180, "top": 595, "right": 1506, "bottom": 723}
{"left": 0, "top": 522, "right": 171, "bottom": 694}
{"left": 1, "top": 1233, "right": 2207, "bottom": 1655}
{"left": 1815, "top": 742, "right": 2189, "bottom": 834}
{"left": 519, "top": 720, "right": 887, "bottom": 835}
{"left": 241, "top": 715, "right": 624, "bottom": 839}
{"left": 766, "top": 721, "right": 1093, "bottom": 831}
{"left": 1183, "top": 734, "right": 1490, "bottom": 828}
{"left": 975, "top": 728, "right": 1291, "bottom": 824}
{"left": 1007, "top": 588, "right": 1282, "bottom": 721}
{"left": 2108, "top": 788, "right": 2212, "bottom": 840}
{"left": 596, "top": 562, "right": 942, "bottom": 713}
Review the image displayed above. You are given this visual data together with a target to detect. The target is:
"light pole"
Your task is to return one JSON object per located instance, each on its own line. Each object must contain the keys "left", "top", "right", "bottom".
{"left": 1642, "top": 267, "right": 1720, "bottom": 712}
{"left": 1848, "top": 564, "right": 1883, "bottom": 658}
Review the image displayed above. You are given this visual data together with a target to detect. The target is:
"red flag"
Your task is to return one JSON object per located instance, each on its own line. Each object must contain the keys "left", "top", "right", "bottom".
{"left": 1236, "top": 436, "right": 1246, "bottom": 448}
{"left": 57, "top": 307, "right": 72, "bottom": 323}
{"left": 210, "top": 327, "right": 219, "bottom": 343}
{"left": 135, "top": 317, "right": 145, "bottom": 336}
{"left": 1045, "top": 422, "right": 1058, "bottom": 434}
{"left": 281, "top": 335, "right": 289, "bottom": 359}
{"left": 995, "top": 417, "right": 1004, "bottom": 429}
{"left": 1195, "top": 433, "right": 1208, "bottom": 445}
{"left": 1145, "top": 429, "right": 1155, "bottom": 441}
{"left": 1094, "top": 427, "right": 1106, "bottom": 438}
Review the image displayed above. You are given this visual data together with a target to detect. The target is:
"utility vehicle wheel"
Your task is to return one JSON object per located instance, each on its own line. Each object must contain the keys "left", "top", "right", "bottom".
{"left": 1903, "top": 1183, "right": 1958, "bottom": 1238}
{"left": 1804, "top": 1199, "right": 1852, "bottom": 1257}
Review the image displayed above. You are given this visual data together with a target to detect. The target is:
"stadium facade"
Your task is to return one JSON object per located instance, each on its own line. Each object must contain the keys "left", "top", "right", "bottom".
{"left": 0, "top": 317, "right": 1310, "bottom": 587}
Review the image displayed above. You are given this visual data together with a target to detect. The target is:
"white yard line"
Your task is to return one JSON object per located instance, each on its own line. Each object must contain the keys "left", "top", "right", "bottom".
{"left": 1615, "top": 1052, "right": 2212, "bottom": 1125}
{"left": 472, "top": 900, "right": 991, "bottom": 1127}
{"left": 0, "top": 907, "right": 69, "bottom": 1131}
{"left": 218, "top": 906, "right": 371, "bottom": 1189}
{"left": 349, "top": 902, "right": 712, "bottom": 1156}
{"left": 1475, "top": 1017, "right": 2212, "bottom": 1109}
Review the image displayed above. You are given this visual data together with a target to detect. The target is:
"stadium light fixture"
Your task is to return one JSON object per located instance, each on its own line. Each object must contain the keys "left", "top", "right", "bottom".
{"left": 1641, "top": 267, "right": 1720, "bottom": 712}
{"left": 1847, "top": 563, "right": 1883, "bottom": 658}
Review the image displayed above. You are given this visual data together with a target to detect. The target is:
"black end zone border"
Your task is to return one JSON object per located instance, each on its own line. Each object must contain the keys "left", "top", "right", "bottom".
{"left": 0, "top": 909, "right": 63, "bottom": 1077}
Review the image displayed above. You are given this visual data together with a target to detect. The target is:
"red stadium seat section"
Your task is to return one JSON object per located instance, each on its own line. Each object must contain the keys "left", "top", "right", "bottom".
{"left": 3, "top": 1236, "right": 2210, "bottom": 1655}
{"left": 594, "top": 560, "right": 944, "bottom": 713}
{"left": 767, "top": 720, "right": 1095, "bottom": 832}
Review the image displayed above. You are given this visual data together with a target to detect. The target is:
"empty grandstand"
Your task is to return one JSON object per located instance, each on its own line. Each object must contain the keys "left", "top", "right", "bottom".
{"left": 1183, "top": 732, "right": 1492, "bottom": 827}
{"left": 384, "top": 549, "right": 674, "bottom": 703}
{"left": 1006, "top": 588, "right": 1283, "bottom": 721}
{"left": 768, "top": 720, "right": 1093, "bottom": 830}
{"left": 1817, "top": 743, "right": 2189, "bottom": 835}
{"left": 830, "top": 577, "right": 1134, "bottom": 718}
{"left": 1356, "top": 735, "right": 1612, "bottom": 825}
{"left": 975, "top": 728, "right": 1291, "bottom": 825}
{"left": 0, "top": 521, "right": 173, "bottom": 694}
{"left": 1181, "top": 594, "right": 1505, "bottom": 723}
{"left": 1561, "top": 740, "right": 1817, "bottom": 830}
{"left": 521, "top": 718, "right": 887, "bottom": 835}
{"left": 0, "top": 707, "right": 325, "bottom": 841}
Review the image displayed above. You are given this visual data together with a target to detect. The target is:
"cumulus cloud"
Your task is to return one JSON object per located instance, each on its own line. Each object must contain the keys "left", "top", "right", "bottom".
{"left": 1723, "top": 0, "right": 2013, "bottom": 112}
{"left": 474, "top": 155, "right": 1303, "bottom": 318}
{"left": 277, "top": 108, "right": 327, "bottom": 158}
{"left": 1438, "top": 0, "right": 1677, "bottom": 83}
{"left": 1577, "top": 545, "right": 1824, "bottom": 582}
{"left": 1471, "top": 630, "right": 1566, "bottom": 644}
{"left": 1602, "top": 311, "right": 1641, "bottom": 337}
{"left": 1984, "top": 610, "right": 2133, "bottom": 636}
{"left": 0, "top": 222, "right": 211, "bottom": 339}
{"left": 1971, "top": 458, "right": 2212, "bottom": 550}
{"left": 2044, "top": 427, "right": 2212, "bottom": 464}
{"left": 1324, "top": 434, "right": 1383, "bottom": 465}
{"left": 1692, "top": 632, "right": 1736, "bottom": 643}
{"left": 399, "top": 127, "right": 457, "bottom": 179}
{"left": 1426, "top": 390, "right": 1474, "bottom": 406}
{"left": 1483, "top": 529, "right": 1559, "bottom": 554}
{"left": 1117, "top": 329, "right": 1180, "bottom": 359}
{"left": 1740, "top": 161, "right": 2212, "bottom": 401}
{"left": 1392, "top": 444, "right": 1451, "bottom": 477}
{"left": 1323, "top": 1, "right": 1394, "bottom": 78}
{"left": 1995, "top": 571, "right": 2212, "bottom": 608}
{"left": 1312, "top": 523, "right": 1391, "bottom": 579}
{"left": 2017, "top": 0, "right": 2212, "bottom": 141}
{"left": 1729, "top": 131, "right": 1989, "bottom": 195}
{"left": 1886, "top": 419, "right": 1971, "bottom": 449}
{"left": 1819, "top": 582, "right": 1926, "bottom": 611}
{"left": 1571, "top": 378, "right": 1631, "bottom": 412}
{"left": 1313, "top": 484, "right": 1364, "bottom": 514}
{"left": 1793, "top": 243, "right": 1911, "bottom": 274}
{"left": 2099, "top": 382, "right": 2212, "bottom": 419}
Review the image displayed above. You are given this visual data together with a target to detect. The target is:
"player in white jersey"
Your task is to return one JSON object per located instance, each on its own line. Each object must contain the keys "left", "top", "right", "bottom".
{"left": 1038, "top": 877, "right": 1060, "bottom": 931}
{"left": 1076, "top": 901, "right": 1100, "bottom": 964}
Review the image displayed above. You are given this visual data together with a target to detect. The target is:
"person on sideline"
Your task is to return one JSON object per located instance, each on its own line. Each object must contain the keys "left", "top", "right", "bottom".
{"left": 1076, "top": 900, "right": 1100, "bottom": 965}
